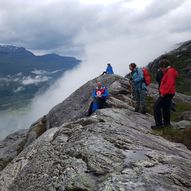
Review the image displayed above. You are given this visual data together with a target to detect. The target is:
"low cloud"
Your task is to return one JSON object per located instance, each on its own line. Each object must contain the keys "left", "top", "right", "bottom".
{"left": 0, "top": 0, "right": 190, "bottom": 56}
{"left": 13, "top": 86, "right": 25, "bottom": 93}
{"left": 21, "top": 75, "right": 50, "bottom": 85}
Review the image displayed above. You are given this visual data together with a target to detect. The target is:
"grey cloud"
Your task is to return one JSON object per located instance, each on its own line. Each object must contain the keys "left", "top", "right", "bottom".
{"left": 139, "top": 0, "right": 187, "bottom": 21}
{"left": 167, "top": 1, "right": 191, "bottom": 34}
{"left": 0, "top": 0, "right": 99, "bottom": 53}
{"left": 0, "top": 0, "right": 190, "bottom": 56}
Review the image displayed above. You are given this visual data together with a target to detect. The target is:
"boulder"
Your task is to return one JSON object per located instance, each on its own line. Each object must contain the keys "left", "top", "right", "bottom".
{"left": 180, "top": 111, "right": 191, "bottom": 121}
{"left": 174, "top": 120, "right": 191, "bottom": 129}
{"left": 0, "top": 129, "right": 27, "bottom": 171}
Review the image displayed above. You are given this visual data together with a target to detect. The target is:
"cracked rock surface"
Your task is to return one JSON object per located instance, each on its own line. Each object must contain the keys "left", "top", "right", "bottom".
{"left": 0, "top": 74, "right": 191, "bottom": 191}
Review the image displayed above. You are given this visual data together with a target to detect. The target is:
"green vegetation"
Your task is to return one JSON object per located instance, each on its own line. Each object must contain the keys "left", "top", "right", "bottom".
{"left": 147, "top": 95, "right": 191, "bottom": 150}
{"left": 171, "top": 102, "right": 191, "bottom": 121}
{"left": 0, "top": 158, "right": 12, "bottom": 171}
{"left": 154, "top": 126, "right": 191, "bottom": 150}
{"left": 146, "top": 96, "right": 154, "bottom": 115}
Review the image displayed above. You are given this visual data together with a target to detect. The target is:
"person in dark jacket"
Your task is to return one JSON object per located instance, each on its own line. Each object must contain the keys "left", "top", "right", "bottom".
{"left": 156, "top": 68, "right": 164, "bottom": 90}
{"left": 129, "top": 63, "right": 147, "bottom": 114}
{"left": 151, "top": 59, "right": 178, "bottom": 129}
{"left": 102, "top": 63, "right": 114, "bottom": 75}
{"left": 87, "top": 82, "right": 109, "bottom": 116}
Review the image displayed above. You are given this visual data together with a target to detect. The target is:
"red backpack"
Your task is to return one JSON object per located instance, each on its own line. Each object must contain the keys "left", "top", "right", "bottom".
{"left": 142, "top": 67, "right": 151, "bottom": 86}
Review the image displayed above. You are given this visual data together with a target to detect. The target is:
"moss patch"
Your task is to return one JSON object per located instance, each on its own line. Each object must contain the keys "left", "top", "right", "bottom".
{"left": 171, "top": 102, "right": 191, "bottom": 122}
{"left": 147, "top": 95, "right": 191, "bottom": 150}
{"left": 153, "top": 126, "right": 191, "bottom": 150}
{"left": 0, "top": 158, "right": 12, "bottom": 171}
{"left": 146, "top": 95, "right": 191, "bottom": 122}
{"left": 146, "top": 96, "right": 154, "bottom": 115}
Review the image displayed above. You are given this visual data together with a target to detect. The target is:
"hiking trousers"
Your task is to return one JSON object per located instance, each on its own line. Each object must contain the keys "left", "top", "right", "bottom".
{"left": 88, "top": 97, "right": 106, "bottom": 116}
{"left": 153, "top": 94, "right": 174, "bottom": 126}
{"left": 134, "top": 90, "right": 147, "bottom": 111}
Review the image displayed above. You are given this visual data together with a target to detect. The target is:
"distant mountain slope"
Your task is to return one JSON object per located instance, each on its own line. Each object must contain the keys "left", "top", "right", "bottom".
{"left": 0, "top": 45, "right": 80, "bottom": 76}
{"left": 0, "top": 45, "right": 81, "bottom": 110}
{"left": 148, "top": 40, "right": 191, "bottom": 95}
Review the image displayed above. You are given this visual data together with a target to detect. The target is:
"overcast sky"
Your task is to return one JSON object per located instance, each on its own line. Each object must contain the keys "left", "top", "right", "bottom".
{"left": 0, "top": 0, "right": 191, "bottom": 138}
{"left": 0, "top": 0, "right": 190, "bottom": 59}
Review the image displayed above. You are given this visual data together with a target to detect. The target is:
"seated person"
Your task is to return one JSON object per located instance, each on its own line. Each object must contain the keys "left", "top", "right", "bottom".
{"left": 87, "top": 82, "right": 109, "bottom": 116}
{"left": 102, "top": 63, "right": 114, "bottom": 75}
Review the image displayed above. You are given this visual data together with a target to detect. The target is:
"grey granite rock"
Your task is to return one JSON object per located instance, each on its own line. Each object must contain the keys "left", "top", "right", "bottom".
{"left": 46, "top": 74, "right": 131, "bottom": 128}
{"left": 24, "top": 115, "right": 47, "bottom": 147}
{"left": 0, "top": 108, "right": 190, "bottom": 191}
{"left": 180, "top": 111, "right": 191, "bottom": 121}
{"left": 0, "top": 129, "right": 27, "bottom": 171}
{"left": 0, "top": 74, "right": 191, "bottom": 191}
{"left": 174, "top": 120, "right": 191, "bottom": 129}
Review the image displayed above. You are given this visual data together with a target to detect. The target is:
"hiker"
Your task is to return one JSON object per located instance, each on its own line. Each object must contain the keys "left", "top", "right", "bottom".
{"left": 87, "top": 82, "right": 109, "bottom": 116}
{"left": 156, "top": 68, "right": 164, "bottom": 91}
{"left": 102, "top": 63, "right": 114, "bottom": 75}
{"left": 156, "top": 66, "right": 176, "bottom": 112}
{"left": 129, "top": 63, "right": 147, "bottom": 114}
{"left": 151, "top": 59, "right": 178, "bottom": 129}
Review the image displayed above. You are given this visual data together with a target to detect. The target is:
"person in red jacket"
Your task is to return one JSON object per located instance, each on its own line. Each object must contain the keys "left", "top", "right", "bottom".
{"left": 151, "top": 59, "right": 178, "bottom": 129}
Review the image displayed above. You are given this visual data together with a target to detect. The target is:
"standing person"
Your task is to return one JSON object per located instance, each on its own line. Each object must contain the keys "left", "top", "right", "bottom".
{"left": 156, "top": 65, "right": 176, "bottom": 112}
{"left": 102, "top": 63, "right": 114, "bottom": 75}
{"left": 151, "top": 59, "right": 178, "bottom": 129}
{"left": 129, "top": 63, "right": 147, "bottom": 114}
{"left": 156, "top": 68, "right": 164, "bottom": 91}
{"left": 87, "top": 82, "right": 109, "bottom": 116}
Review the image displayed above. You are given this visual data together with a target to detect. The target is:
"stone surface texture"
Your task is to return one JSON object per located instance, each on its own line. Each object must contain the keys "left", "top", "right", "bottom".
{"left": 0, "top": 74, "right": 190, "bottom": 191}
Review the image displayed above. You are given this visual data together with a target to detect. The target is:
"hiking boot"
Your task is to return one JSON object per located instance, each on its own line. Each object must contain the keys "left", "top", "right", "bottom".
{"left": 151, "top": 124, "right": 164, "bottom": 130}
{"left": 141, "top": 110, "right": 146, "bottom": 114}
{"left": 141, "top": 108, "right": 147, "bottom": 114}
{"left": 134, "top": 107, "right": 139, "bottom": 112}
{"left": 163, "top": 123, "right": 172, "bottom": 127}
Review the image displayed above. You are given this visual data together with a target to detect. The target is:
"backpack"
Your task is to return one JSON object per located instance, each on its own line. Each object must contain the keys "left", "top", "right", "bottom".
{"left": 142, "top": 67, "right": 151, "bottom": 86}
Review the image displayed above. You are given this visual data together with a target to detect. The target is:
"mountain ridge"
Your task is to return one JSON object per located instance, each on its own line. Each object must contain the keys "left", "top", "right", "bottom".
{"left": 0, "top": 41, "right": 191, "bottom": 190}
{"left": 0, "top": 44, "right": 80, "bottom": 76}
{"left": 0, "top": 74, "right": 190, "bottom": 190}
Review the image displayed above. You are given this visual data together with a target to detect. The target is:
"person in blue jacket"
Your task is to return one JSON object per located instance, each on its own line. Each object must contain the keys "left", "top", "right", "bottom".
{"left": 129, "top": 63, "right": 147, "bottom": 114}
{"left": 87, "top": 82, "right": 109, "bottom": 116}
{"left": 102, "top": 63, "right": 114, "bottom": 75}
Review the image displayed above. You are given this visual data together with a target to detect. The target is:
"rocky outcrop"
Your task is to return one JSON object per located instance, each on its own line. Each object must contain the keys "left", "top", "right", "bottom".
{"left": 0, "top": 74, "right": 191, "bottom": 191}
{"left": 0, "top": 109, "right": 191, "bottom": 190}
{"left": 24, "top": 115, "right": 47, "bottom": 147}
{"left": 174, "top": 120, "right": 191, "bottom": 129}
{"left": 0, "top": 115, "right": 48, "bottom": 172}
{"left": 0, "top": 129, "right": 27, "bottom": 171}
{"left": 0, "top": 75, "right": 132, "bottom": 172}
{"left": 181, "top": 111, "right": 191, "bottom": 121}
{"left": 46, "top": 74, "right": 131, "bottom": 128}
